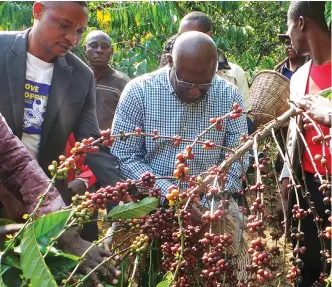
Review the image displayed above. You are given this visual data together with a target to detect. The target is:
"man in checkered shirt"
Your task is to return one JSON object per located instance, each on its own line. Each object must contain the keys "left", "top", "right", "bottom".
{"left": 111, "top": 32, "right": 248, "bottom": 216}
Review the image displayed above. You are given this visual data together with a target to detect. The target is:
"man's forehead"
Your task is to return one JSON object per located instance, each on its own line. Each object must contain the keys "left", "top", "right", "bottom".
{"left": 179, "top": 20, "right": 203, "bottom": 33}
{"left": 43, "top": 2, "right": 88, "bottom": 23}
{"left": 86, "top": 34, "right": 111, "bottom": 45}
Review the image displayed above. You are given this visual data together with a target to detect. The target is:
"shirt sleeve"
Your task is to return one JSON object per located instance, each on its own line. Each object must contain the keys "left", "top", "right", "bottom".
{"left": 111, "top": 82, "right": 173, "bottom": 195}
{"left": 0, "top": 114, "right": 65, "bottom": 216}
{"left": 223, "top": 89, "right": 249, "bottom": 194}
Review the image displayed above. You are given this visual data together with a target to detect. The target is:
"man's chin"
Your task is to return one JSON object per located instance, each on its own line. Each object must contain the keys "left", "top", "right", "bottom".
{"left": 54, "top": 45, "right": 71, "bottom": 57}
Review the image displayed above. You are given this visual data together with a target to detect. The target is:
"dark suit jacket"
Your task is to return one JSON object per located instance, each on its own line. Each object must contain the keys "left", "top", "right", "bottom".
{"left": 0, "top": 29, "right": 124, "bottom": 204}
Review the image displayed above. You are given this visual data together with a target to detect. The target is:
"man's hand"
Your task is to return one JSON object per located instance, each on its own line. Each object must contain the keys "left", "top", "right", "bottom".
{"left": 296, "top": 94, "right": 332, "bottom": 127}
{"left": 68, "top": 179, "right": 87, "bottom": 196}
{"left": 58, "top": 228, "right": 121, "bottom": 286}
{"left": 189, "top": 204, "right": 204, "bottom": 226}
{"left": 275, "top": 178, "right": 289, "bottom": 233}
{"left": 0, "top": 185, "right": 27, "bottom": 221}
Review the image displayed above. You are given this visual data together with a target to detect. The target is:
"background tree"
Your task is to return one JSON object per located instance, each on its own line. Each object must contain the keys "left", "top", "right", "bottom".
{"left": 0, "top": 1, "right": 330, "bottom": 79}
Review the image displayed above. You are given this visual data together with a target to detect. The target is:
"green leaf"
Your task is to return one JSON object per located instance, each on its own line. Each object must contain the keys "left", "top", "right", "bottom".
{"left": 156, "top": 272, "right": 173, "bottom": 287}
{"left": 317, "top": 88, "right": 332, "bottom": 99}
{"left": 45, "top": 251, "right": 79, "bottom": 281}
{"left": 33, "top": 210, "right": 72, "bottom": 249}
{"left": 20, "top": 223, "right": 57, "bottom": 287}
{"left": 2, "top": 253, "right": 21, "bottom": 270}
{"left": 108, "top": 197, "right": 158, "bottom": 219}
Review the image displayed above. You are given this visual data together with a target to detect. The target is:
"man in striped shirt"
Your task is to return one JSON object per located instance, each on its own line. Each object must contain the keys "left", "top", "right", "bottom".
{"left": 111, "top": 32, "right": 248, "bottom": 219}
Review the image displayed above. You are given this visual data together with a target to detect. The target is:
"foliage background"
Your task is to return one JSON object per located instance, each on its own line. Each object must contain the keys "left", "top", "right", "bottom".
{"left": 0, "top": 1, "right": 331, "bottom": 80}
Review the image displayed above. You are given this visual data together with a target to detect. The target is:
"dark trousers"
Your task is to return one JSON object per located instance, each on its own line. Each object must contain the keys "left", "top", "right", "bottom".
{"left": 289, "top": 172, "right": 331, "bottom": 287}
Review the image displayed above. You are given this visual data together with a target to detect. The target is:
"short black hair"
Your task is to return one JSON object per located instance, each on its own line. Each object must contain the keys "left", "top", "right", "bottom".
{"left": 288, "top": 1, "right": 328, "bottom": 31}
{"left": 159, "top": 34, "right": 179, "bottom": 67}
{"left": 181, "top": 11, "right": 212, "bottom": 33}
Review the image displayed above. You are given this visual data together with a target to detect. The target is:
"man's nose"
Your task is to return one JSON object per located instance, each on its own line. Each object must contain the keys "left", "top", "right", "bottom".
{"left": 96, "top": 46, "right": 103, "bottom": 53}
{"left": 188, "top": 86, "right": 201, "bottom": 97}
{"left": 64, "top": 30, "right": 77, "bottom": 46}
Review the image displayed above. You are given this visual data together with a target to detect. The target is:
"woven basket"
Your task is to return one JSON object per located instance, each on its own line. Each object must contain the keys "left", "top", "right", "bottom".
{"left": 249, "top": 70, "right": 290, "bottom": 126}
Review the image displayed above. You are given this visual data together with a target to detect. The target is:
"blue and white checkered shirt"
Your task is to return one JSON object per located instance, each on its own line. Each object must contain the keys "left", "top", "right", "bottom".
{"left": 111, "top": 67, "right": 248, "bottom": 201}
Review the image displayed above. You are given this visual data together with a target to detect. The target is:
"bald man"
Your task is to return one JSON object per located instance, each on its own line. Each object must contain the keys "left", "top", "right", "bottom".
{"left": 111, "top": 31, "right": 248, "bottom": 222}
{"left": 85, "top": 30, "right": 130, "bottom": 130}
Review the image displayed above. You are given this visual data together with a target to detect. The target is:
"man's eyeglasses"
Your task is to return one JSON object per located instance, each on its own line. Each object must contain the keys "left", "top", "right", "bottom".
{"left": 174, "top": 70, "right": 212, "bottom": 90}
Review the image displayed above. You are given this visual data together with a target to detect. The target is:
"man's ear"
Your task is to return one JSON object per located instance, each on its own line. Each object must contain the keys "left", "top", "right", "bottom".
{"left": 299, "top": 16, "right": 306, "bottom": 31}
{"left": 83, "top": 44, "right": 87, "bottom": 52}
{"left": 33, "top": 2, "right": 44, "bottom": 20}
{"left": 166, "top": 54, "right": 173, "bottom": 66}
{"left": 206, "top": 31, "right": 213, "bottom": 38}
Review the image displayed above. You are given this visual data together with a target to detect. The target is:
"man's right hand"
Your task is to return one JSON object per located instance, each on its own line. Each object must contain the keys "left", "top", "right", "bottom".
{"left": 275, "top": 178, "right": 290, "bottom": 233}
{"left": 58, "top": 228, "right": 121, "bottom": 287}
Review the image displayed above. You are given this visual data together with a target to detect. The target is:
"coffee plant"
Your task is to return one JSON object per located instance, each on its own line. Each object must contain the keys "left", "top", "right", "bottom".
{"left": 0, "top": 89, "right": 330, "bottom": 287}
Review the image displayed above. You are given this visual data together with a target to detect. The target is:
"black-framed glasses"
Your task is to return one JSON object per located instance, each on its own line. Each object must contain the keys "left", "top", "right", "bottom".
{"left": 174, "top": 70, "right": 212, "bottom": 90}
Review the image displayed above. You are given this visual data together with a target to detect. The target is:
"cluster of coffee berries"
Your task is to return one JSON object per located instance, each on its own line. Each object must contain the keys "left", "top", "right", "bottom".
{"left": 48, "top": 154, "right": 78, "bottom": 179}
{"left": 200, "top": 233, "right": 232, "bottom": 251}
{"left": 173, "top": 135, "right": 183, "bottom": 147}
{"left": 270, "top": 246, "right": 281, "bottom": 256}
{"left": 142, "top": 208, "right": 175, "bottom": 240}
{"left": 202, "top": 207, "right": 227, "bottom": 223}
{"left": 100, "top": 128, "right": 115, "bottom": 147}
{"left": 140, "top": 171, "right": 156, "bottom": 189}
{"left": 166, "top": 187, "right": 180, "bottom": 207}
{"left": 130, "top": 234, "right": 149, "bottom": 255}
{"left": 171, "top": 275, "right": 191, "bottom": 287}
{"left": 286, "top": 258, "right": 303, "bottom": 284}
{"left": 250, "top": 197, "right": 265, "bottom": 213}
{"left": 70, "top": 138, "right": 99, "bottom": 154}
{"left": 292, "top": 204, "right": 308, "bottom": 219}
{"left": 248, "top": 182, "right": 266, "bottom": 192}
{"left": 246, "top": 238, "right": 275, "bottom": 284}
{"left": 248, "top": 238, "right": 270, "bottom": 267}
{"left": 72, "top": 192, "right": 95, "bottom": 225}
{"left": 202, "top": 140, "right": 217, "bottom": 150}
{"left": 200, "top": 251, "right": 231, "bottom": 283}
{"left": 72, "top": 180, "right": 137, "bottom": 213}
{"left": 173, "top": 147, "right": 193, "bottom": 180}
{"left": 209, "top": 117, "right": 223, "bottom": 131}
{"left": 126, "top": 218, "right": 143, "bottom": 231}
{"left": 293, "top": 245, "right": 306, "bottom": 255}
{"left": 314, "top": 154, "right": 328, "bottom": 167}
{"left": 239, "top": 133, "right": 247, "bottom": 142}
{"left": 325, "top": 226, "right": 331, "bottom": 239}
{"left": 311, "top": 134, "right": 325, "bottom": 145}
{"left": 246, "top": 215, "right": 266, "bottom": 236}
{"left": 229, "top": 102, "right": 243, "bottom": 119}
{"left": 290, "top": 227, "right": 305, "bottom": 241}
{"left": 319, "top": 180, "right": 331, "bottom": 196}
{"left": 207, "top": 166, "right": 229, "bottom": 181}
